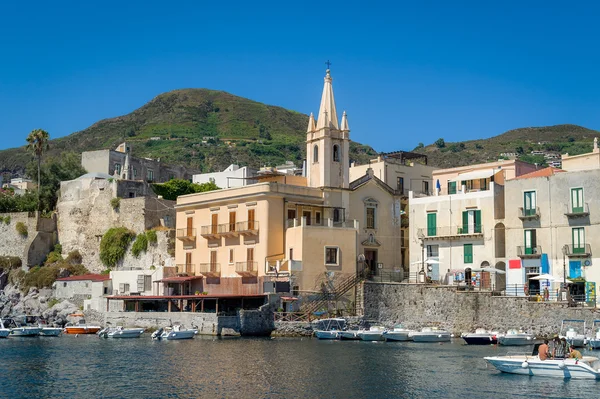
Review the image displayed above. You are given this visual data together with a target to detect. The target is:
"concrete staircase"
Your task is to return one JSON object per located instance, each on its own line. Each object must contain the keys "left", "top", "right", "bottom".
{"left": 301, "top": 270, "right": 367, "bottom": 316}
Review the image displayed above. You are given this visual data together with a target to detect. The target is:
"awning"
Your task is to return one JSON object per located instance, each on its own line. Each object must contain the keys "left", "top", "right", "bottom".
{"left": 280, "top": 296, "right": 298, "bottom": 301}
{"left": 449, "top": 169, "right": 496, "bottom": 182}
{"left": 155, "top": 276, "right": 203, "bottom": 283}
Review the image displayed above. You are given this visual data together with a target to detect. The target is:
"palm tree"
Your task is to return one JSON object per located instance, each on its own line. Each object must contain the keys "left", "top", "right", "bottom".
{"left": 26, "top": 129, "right": 50, "bottom": 210}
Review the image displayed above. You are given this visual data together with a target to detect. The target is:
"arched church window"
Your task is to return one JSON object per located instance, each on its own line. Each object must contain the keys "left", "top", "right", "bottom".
{"left": 313, "top": 145, "right": 319, "bottom": 163}
{"left": 333, "top": 145, "right": 340, "bottom": 162}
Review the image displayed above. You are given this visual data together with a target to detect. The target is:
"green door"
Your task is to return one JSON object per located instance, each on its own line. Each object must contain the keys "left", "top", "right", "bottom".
{"left": 427, "top": 213, "right": 437, "bottom": 236}
{"left": 571, "top": 188, "right": 584, "bottom": 213}
{"left": 524, "top": 229, "right": 536, "bottom": 254}
{"left": 474, "top": 210, "right": 482, "bottom": 233}
{"left": 448, "top": 181, "right": 457, "bottom": 195}
{"left": 572, "top": 227, "right": 585, "bottom": 253}
{"left": 524, "top": 191, "right": 536, "bottom": 216}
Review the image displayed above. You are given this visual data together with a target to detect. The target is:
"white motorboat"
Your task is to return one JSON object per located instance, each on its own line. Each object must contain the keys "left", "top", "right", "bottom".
{"left": 39, "top": 327, "right": 63, "bottom": 336}
{"left": 358, "top": 326, "right": 387, "bottom": 341}
{"left": 560, "top": 320, "right": 586, "bottom": 348}
{"left": 383, "top": 325, "right": 414, "bottom": 342}
{"left": 485, "top": 344, "right": 600, "bottom": 379}
{"left": 151, "top": 324, "right": 197, "bottom": 340}
{"left": 410, "top": 327, "right": 451, "bottom": 342}
{"left": 461, "top": 328, "right": 499, "bottom": 345}
{"left": 497, "top": 329, "right": 536, "bottom": 346}
{"left": 3, "top": 318, "right": 41, "bottom": 337}
{"left": 313, "top": 318, "right": 345, "bottom": 340}
{"left": 587, "top": 320, "right": 600, "bottom": 350}
{"left": 98, "top": 326, "right": 144, "bottom": 338}
{"left": 0, "top": 319, "right": 11, "bottom": 338}
{"left": 339, "top": 330, "right": 362, "bottom": 340}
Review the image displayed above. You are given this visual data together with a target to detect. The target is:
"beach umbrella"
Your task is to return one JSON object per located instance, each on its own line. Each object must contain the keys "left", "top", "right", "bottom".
{"left": 529, "top": 274, "right": 555, "bottom": 281}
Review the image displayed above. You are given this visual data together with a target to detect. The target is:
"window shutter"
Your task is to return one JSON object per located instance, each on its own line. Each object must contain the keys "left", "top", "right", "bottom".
{"left": 474, "top": 210, "right": 481, "bottom": 233}
{"left": 462, "top": 211, "right": 468, "bottom": 234}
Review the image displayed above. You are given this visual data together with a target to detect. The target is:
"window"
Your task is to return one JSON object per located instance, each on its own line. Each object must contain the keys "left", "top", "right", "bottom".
{"left": 129, "top": 192, "right": 135, "bottom": 198}
{"left": 333, "top": 208, "right": 342, "bottom": 223}
{"left": 144, "top": 275, "right": 152, "bottom": 291}
{"left": 186, "top": 217, "right": 193, "bottom": 236}
{"left": 572, "top": 227, "right": 585, "bottom": 253}
{"left": 461, "top": 210, "right": 481, "bottom": 234}
{"left": 315, "top": 211, "right": 321, "bottom": 225}
{"left": 524, "top": 191, "right": 536, "bottom": 216}
{"left": 427, "top": 245, "right": 439, "bottom": 258}
{"left": 571, "top": 188, "right": 584, "bottom": 213}
{"left": 211, "top": 213, "right": 218, "bottom": 234}
{"left": 333, "top": 144, "right": 340, "bottom": 162}
{"left": 366, "top": 207, "right": 376, "bottom": 229}
{"left": 303, "top": 211, "right": 312, "bottom": 225}
{"left": 114, "top": 163, "right": 121, "bottom": 175}
{"left": 313, "top": 145, "right": 319, "bottom": 163}
{"left": 247, "top": 208, "right": 256, "bottom": 230}
{"left": 133, "top": 168, "right": 137, "bottom": 178}
{"left": 292, "top": 285, "right": 299, "bottom": 296}
{"left": 289, "top": 248, "right": 293, "bottom": 260}
{"left": 524, "top": 229, "right": 537, "bottom": 254}
{"left": 448, "top": 181, "right": 457, "bottom": 195}
{"left": 427, "top": 212, "right": 437, "bottom": 236}
{"left": 147, "top": 169, "right": 154, "bottom": 182}
{"left": 210, "top": 250, "right": 217, "bottom": 266}
{"left": 63, "top": 282, "right": 67, "bottom": 287}
{"left": 229, "top": 249, "right": 234, "bottom": 264}
{"left": 464, "top": 244, "right": 473, "bottom": 264}
{"left": 423, "top": 181, "right": 429, "bottom": 194}
{"left": 287, "top": 209, "right": 296, "bottom": 221}
{"left": 229, "top": 211, "right": 236, "bottom": 232}
{"left": 397, "top": 177, "right": 404, "bottom": 192}
{"left": 325, "top": 247, "right": 339, "bottom": 265}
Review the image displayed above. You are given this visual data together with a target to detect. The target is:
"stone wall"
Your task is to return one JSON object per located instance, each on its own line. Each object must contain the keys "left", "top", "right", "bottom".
{"left": 364, "top": 282, "right": 600, "bottom": 336}
{"left": 0, "top": 212, "right": 56, "bottom": 268}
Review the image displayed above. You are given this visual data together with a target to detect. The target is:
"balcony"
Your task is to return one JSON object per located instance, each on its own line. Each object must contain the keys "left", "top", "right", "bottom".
{"left": 266, "top": 259, "right": 290, "bottom": 275}
{"left": 198, "top": 263, "right": 221, "bottom": 278}
{"left": 518, "top": 207, "right": 540, "bottom": 221}
{"left": 417, "top": 225, "right": 484, "bottom": 240}
{"left": 200, "top": 225, "right": 220, "bottom": 239}
{"left": 176, "top": 228, "right": 196, "bottom": 243}
{"left": 218, "top": 223, "right": 238, "bottom": 238}
{"left": 236, "top": 221, "right": 259, "bottom": 236}
{"left": 175, "top": 264, "right": 196, "bottom": 276}
{"left": 565, "top": 203, "right": 590, "bottom": 218}
{"left": 517, "top": 246, "right": 542, "bottom": 259}
{"left": 564, "top": 244, "right": 592, "bottom": 257}
{"left": 286, "top": 217, "right": 358, "bottom": 229}
{"left": 236, "top": 261, "right": 258, "bottom": 277}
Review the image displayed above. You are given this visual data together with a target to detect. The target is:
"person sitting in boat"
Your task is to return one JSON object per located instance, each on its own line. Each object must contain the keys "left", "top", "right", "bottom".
{"left": 553, "top": 337, "right": 568, "bottom": 359}
{"left": 538, "top": 339, "right": 551, "bottom": 360}
{"left": 569, "top": 346, "right": 582, "bottom": 360}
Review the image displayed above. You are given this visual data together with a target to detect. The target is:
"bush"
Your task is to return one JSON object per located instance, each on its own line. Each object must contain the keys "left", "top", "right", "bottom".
{"left": 15, "top": 222, "right": 28, "bottom": 237}
{"left": 435, "top": 138, "right": 446, "bottom": 148}
{"left": 65, "top": 250, "right": 82, "bottom": 265}
{"left": 131, "top": 233, "right": 148, "bottom": 258}
{"left": 46, "top": 251, "right": 63, "bottom": 264}
{"left": 110, "top": 197, "right": 121, "bottom": 209}
{"left": 48, "top": 298, "right": 61, "bottom": 308}
{"left": 21, "top": 262, "right": 89, "bottom": 293}
{"left": 146, "top": 229, "right": 157, "bottom": 244}
{"left": 99, "top": 227, "right": 135, "bottom": 267}
{"left": 0, "top": 256, "right": 22, "bottom": 270}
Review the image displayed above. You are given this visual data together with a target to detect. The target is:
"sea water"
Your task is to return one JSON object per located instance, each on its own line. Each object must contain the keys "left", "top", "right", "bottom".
{"left": 0, "top": 336, "right": 595, "bottom": 398}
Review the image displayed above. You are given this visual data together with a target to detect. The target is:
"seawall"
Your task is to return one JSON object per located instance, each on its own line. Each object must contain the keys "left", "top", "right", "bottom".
{"left": 364, "top": 282, "right": 600, "bottom": 336}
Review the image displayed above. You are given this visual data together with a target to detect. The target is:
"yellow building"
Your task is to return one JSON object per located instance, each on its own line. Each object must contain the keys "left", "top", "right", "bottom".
{"left": 175, "top": 68, "right": 408, "bottom": 306}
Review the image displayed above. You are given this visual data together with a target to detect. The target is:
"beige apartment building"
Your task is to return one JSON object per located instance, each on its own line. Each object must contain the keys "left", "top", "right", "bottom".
{"left": 175, "top": 68, "right": 408, "bottom": 303}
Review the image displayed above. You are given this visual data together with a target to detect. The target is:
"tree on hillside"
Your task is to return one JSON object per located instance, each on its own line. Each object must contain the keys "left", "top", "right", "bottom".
{"left": 26, "top": 129, "right": 50, "bottom": 210}
{"left": 151, "top": 179, "right": 220, "bottom": 201}
{"left": 435, "top": 138, "right": 446, "bottom": 148}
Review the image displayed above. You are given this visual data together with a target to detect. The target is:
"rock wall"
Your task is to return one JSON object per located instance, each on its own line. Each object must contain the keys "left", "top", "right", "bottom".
{"left": 0, "top": 212, "right": 56, "bottom": 268}
{"left": 364, "top": 282, "right": 600, "bottom": 336}
{"left": 239, "top": 303, "right": 275, "bottom": 336}
{"left": 0, "top": 284, "right": 79, "bottom": 325}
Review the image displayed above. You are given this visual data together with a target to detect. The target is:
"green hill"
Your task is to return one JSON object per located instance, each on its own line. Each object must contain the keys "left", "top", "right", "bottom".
{"left": 0, "top": 89, "right": 378, "bottom": 176}
{"left": 413, "top": 124, "right": 599, "bottom": 168}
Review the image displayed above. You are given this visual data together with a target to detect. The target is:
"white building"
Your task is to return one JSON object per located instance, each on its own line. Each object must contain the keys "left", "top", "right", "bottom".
{"left": 192, "top": 164, "right": 257, "bottom": 189}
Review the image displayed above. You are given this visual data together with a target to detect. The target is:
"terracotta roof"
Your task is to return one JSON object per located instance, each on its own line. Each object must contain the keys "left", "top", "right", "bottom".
{"left": 513, "top": 167, "right": 565, "bottom": 180}
{"left": 56, "top": 274, "right": 110, "bottom": 282}
{"left": 107, "top": 293, "right": 267, "bottom": 300}
{"left": 155, "top": 276, "right": 204, "bottom": 283}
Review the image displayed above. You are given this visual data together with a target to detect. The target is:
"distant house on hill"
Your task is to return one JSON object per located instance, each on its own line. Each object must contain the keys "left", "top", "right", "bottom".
{"left": 193, "top": 164, "right": 258, "bottom": 189}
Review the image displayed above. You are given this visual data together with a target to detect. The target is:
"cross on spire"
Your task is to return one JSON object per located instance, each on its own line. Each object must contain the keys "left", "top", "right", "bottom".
{"left": 325, "top": 60, "right": 331, "bottom": 69}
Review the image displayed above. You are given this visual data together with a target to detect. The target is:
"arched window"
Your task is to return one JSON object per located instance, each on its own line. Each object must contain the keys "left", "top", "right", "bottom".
{"left": 333, "top": 144, "right": 340, "bottom": 162}
{"left": 313, "top": 145, "right": 319, "bottom": 163}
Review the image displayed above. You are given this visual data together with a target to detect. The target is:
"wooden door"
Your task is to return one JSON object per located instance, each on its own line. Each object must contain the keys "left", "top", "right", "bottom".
{"left": 211, "top": 213, "right": 218, "bottom": 234}
{"left": 247, "top": 248, "right": 254, "bottom": 271}
{"left": 229, "top": 211, "right": 236, "bottom": 232}
{"left": 248, "top": 208, "right": 255, "bottom": 230}
{"left": 210, "top": 251, "right": 217, "bottom": 272}
{"left": 186, "top": 217, "right": 193, "bottom": 236}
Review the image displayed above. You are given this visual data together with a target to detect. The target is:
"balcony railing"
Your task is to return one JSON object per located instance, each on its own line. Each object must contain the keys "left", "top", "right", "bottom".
{"left": 198, "top": 263, "right": 220, "bottom": 277}
{"left": 517, "top": 246, "right": 542, "bottom": 258}
{"left": 286, "top": 218, "right": 358, "bottom": 229}
{"left": 175, "top": 264, "right": 195, "bottom": 275}
{"left": 518, "top": 207, "right": 540, "bottom": 220}
{"left": 565, "top": 203, "right": 590, "bottom": 218}
{"left": 235, "top": 261, "right": 258, "bottom": 276}
{"left": 176, "top": 228, "right": 196, "bottom": 242}
{"left": 218, "top": 222, "right": 238, "bottom": 237}
{"left": 417, "top": 225, "right": 484, "bottom": 240}
{"left": 564, "top": 244, "right": 592, "bottom": 257}
{"left": 200, "top": 225, "right": 219, "bottom": 239}
{"left": 236, "top": 221, "right": 259, "bottom": 235}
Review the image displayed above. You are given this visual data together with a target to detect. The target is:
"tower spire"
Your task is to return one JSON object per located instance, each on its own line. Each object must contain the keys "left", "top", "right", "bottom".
{"left": 340, "top": 111, "right": 350, "bottom": 132}
{"left": 307, "top": 112, "right": 316, "bottom": 133}
{"left": 316, "top": 68, "right": 339, "bottom": 130}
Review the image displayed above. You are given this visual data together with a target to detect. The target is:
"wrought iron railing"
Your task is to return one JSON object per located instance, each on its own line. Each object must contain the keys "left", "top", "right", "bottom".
{"left": 175, "top": 264, "right": 195, "bottom": 275}
{"left": 517, "top": 246, "right": 543, "bottom": 257}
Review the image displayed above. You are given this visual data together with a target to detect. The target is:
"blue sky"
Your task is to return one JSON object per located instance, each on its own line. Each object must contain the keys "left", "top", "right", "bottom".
{"left": 1, "top": 0, "right": 599, "bottom": 153}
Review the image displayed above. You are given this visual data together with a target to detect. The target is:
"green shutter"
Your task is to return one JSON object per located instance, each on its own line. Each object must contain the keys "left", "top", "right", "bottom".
{"left": 572, "top": 227, "right": 585, "bottom": 253}
{"left": 448, "top": 181, "right": 456, "bottom": 195}
{"left": 464, "top": 244, "right": 473, "bottom": 264}
{"left": 474, "top": 210, "right": 482, "bottom": 233}
{"left": 462, "top": 211, "right": 468, "bottom": 234}
{"left": 427, "top": 213, "right": 437, "bottom": 236}
{"left": 571, "top": 188, "right": 583, "bottom": 213}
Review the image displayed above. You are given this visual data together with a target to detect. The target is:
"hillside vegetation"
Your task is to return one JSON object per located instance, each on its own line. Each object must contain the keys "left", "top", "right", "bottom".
{"left": 0, "top": 89, "right": 377, "bottom": 176}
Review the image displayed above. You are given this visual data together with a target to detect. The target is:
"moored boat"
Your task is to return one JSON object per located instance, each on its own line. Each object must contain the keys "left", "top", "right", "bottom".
{"left": 3, "top": 318, "right": 41, "bottom": 337}
{"left": 587, "top": 320, "right": 600, "bottom": 349}
{"left": 410, "top": 327, "right": 451, "bottom": 342}
{"left": 358, "top": 326, "right": 387, "bottom": 341}
{"left": 560, "top": 320, "right": 586, "bottom": 348}
{"left": 462, "top": 328, "right": 498, "bottom": 345}
{"left": 339, "top": 330, "right": 362, "bottom": 340}
{"left": 63, "top": 318, "right": 102, "bottom": 335}
{"left": 39, "top": 327, "right": 63, "bottom": 336}
{"left": 484, "top": 344, "right": 600, "bottom": 379}
{"left": 98, "top": 326, "right": 144, "bottom": 338}
{"left": 497, "top": 329, "right": 535, "bottom": 346}
{"left": 383, "top": 325, "right": 414, "bottom": 342}
{"left": 313, "top": 318, "right": 345, "bottom": 340}
{"left": 151, "top": 324, "right": 197, "bottom": 340}
{"left": 0, "top": 319, "right": 11, "bottom": 338}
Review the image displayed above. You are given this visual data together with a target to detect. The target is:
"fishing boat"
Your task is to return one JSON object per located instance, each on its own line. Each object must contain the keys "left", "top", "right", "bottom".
{"left": 0, "top": 319, "right": 11, "bottom": 338}
{"left": 3, "top": 317, "right": 41, "bottom": 336}
{"left": 313, "top": 318, "right": 345, "bottom": 340}
{"left": 410, "top": 327, "right": 451, "bottom": 342}
{"left": 560, "top": 320, "right": 586, "bottom": 348}
{"left": 461, "top": 328, "right": 498, "bottom": 345}
{"left": 587, "top": 320, "right": 600, "bottom": 349}
{"left": 497, "top": 329, "right": 536, "bottom": 346}
{"left": 358, "top": 326, "right": 387, "bottom": 341}
{"left": 151, "top": 324, "right": 197, "bottom": 340}
{"left": 98, "top": 326, "right": 145, "bottom": 338}
{"left": 63, "top": 318, "right": 102, "bottom": 335}
{"left": 383, "top": 325, "right": 414, "bottom": 342}
{"left": 485, "top": 343, "right": 600, "bottom": 379}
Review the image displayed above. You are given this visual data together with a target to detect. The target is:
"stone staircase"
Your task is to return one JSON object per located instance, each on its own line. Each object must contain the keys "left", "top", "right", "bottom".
{"left": 301, "top": 270, "right": 367, "bottom": 316}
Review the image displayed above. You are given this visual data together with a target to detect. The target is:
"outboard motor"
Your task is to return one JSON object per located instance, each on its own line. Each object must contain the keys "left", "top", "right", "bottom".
{"left": 98, "top": 328, "right": 108, "bottom": 338}
{"left": 151, "top": 328, "right": 164, "bottom": 340}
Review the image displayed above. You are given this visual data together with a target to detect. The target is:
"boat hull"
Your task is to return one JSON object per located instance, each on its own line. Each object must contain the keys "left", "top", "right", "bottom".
{"left": 567, "top": 337, "right": 586, "bottom": 348}
{"left": 64, "top": 326, "right": 101, "bottom": 334}
{"left": 339, "top": 331, "right": 361, "bottom": 340}
{"left": 589, "top": 339, "right": 600, "bottom": 349}
{"left": 10, "top": 327, "right": 42, "bottom": 336}
{"left": 497, "top": 336, "right": 535, "bottom": 346}
{"left": 411, "top": 333, "right": 451, "bottom": 342}
{"left": 485, "top": 356, "right": 600, "bottom": 380}
{"left": 164, "top": 330, "right": 196, "bottom": 340}
{"left": 462, "top": 335, "right": 497, "bottom": 345}
{"left": 108, "top": 329, "right": 144, "bottom": 338}
{"left": 39, "top": 328, "right": 63, "bottom": 336}
{"left": 383, "top": 331, "right": 412, "bottom": 341}
{"left": 314, "top": 331, "right": 339, "bottom": 340}
{"left": 359, "top": 332, "right": 384, "bottom": 341}
{"left": 0, "top": 329, "right": 10, "bottom": 338}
